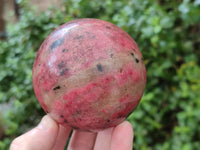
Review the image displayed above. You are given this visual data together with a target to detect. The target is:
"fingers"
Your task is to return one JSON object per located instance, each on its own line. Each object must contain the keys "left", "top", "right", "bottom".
{"left": 10, "top": 115, "right": 133, "bottom": 150}
{"left": 10, "top": 115, "right": 59, "bottom": 150}
{"left": 67, "top": 130, "right": 97, "bottom": 150}
{"left": 94, "top": 121, "right": 134, "bottom": 150}
{"left": 110, "top": 121, "right": 134, "bottom": 150}
{"left": 52, "top": 124, "right": 72, "bottom": 150}
{"left": 93, "top": 127, "right": 113, "bottom": 150}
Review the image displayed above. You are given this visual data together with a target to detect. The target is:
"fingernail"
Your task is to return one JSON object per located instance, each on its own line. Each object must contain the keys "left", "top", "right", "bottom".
{"left": 37, "top": 115, "right": 53, "bottom": 130}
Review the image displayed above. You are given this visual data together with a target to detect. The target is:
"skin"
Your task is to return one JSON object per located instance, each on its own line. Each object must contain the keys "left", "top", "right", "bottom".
{"left": 10, "top": 115, "right": 134, "bottom": 150}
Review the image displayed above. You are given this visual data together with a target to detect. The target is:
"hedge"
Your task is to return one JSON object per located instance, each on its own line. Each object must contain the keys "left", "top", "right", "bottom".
{"left": 0, "top": 0, "right": 200, "bottom": 149}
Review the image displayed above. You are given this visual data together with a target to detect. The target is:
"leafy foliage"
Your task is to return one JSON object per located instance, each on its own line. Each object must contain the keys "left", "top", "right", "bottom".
{"left": 0, "top": 0, "right": 200, "bottom": 149}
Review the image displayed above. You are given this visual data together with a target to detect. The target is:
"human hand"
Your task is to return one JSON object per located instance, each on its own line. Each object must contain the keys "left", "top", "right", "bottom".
{"left": 10, "top": 115, "right": 134, "bottom": 150}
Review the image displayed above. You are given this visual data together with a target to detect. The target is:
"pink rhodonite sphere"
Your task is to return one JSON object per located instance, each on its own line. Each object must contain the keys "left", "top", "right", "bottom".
{"left": 32, "top": 18, "right": 146, "bottom": 132}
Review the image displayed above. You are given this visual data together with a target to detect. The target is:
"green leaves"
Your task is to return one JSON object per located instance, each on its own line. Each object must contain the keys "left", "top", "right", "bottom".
{"left": 0, "top": 0, "right": 200, "bottom": 149}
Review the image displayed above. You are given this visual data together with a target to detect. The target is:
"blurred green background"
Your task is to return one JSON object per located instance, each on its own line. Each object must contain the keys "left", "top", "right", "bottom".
{"left": 0, "top": 0, "right": 200, "bottom": 149}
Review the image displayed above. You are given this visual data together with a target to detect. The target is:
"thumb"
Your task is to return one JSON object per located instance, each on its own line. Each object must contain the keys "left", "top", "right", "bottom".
{"left": 10, "top": 115, "right": 59, "bottom": 150}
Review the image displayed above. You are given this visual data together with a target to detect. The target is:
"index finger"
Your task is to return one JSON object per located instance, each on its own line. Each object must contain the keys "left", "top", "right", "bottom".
{"left": 52, "top": 124, "right": 72, "bottom": 150}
